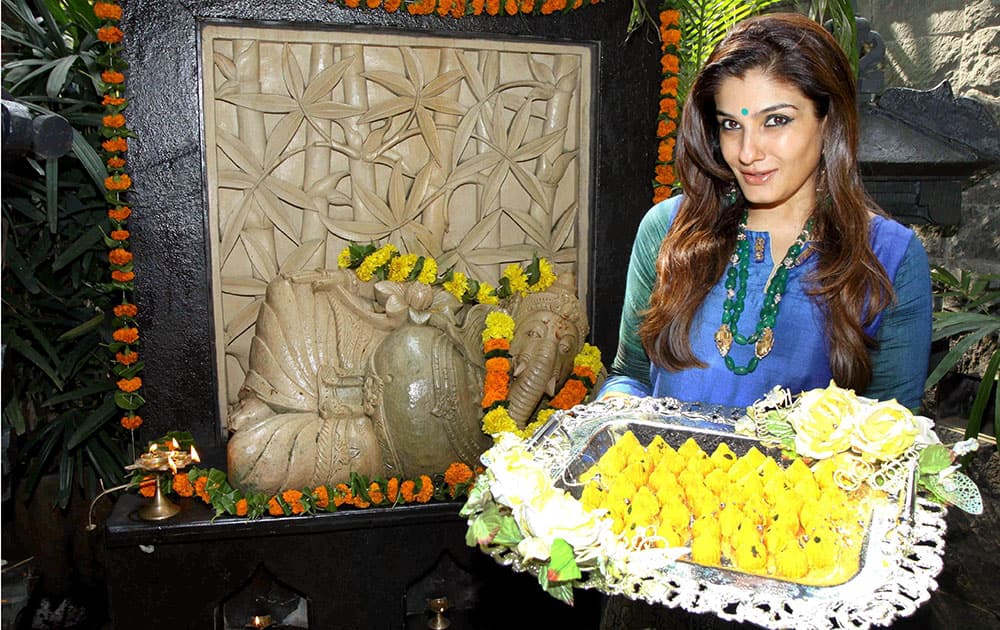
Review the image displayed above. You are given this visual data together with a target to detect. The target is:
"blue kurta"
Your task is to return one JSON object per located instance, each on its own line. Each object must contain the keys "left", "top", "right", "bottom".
{"left": 600, "top": 195, "right": 932, "bottom": 409}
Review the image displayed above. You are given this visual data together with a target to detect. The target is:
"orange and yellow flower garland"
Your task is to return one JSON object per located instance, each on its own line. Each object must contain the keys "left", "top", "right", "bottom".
{"left": 652, "top": 7, "right": 681, "bottom": 204}
{"left": 338, "top": 243, "right": 587, "bottom": 438}
{"left": 327, "top": 0, "right": 600, "bottom": 17}
{"left": 480, "top": 311, "right": 603, "bottom": 439}
{"left": 94, "top": 1, "right": 144, "bottom": 433}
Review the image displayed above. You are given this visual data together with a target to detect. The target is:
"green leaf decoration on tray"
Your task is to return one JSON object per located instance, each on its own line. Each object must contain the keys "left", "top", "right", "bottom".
{"left": 917, "top": 442, "right": 984, "bottom": 515}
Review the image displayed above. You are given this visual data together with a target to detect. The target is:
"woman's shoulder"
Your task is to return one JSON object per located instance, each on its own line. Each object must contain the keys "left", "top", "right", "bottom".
{"left": 867, "top": 213, "right": 924, "bottom": 280}
{"left": 639, "top": 194, "right": 684, "bottom": 237}
{"left": 868, "top": 212, "right": 916, "bottom": 247}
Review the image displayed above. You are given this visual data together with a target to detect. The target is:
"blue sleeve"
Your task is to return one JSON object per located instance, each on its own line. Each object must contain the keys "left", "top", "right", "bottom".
{"left": 597, "top": 197, "right": 681, "bottom": 399}
{"left": 862, "top": 235, "right": 932, "bottom": 410}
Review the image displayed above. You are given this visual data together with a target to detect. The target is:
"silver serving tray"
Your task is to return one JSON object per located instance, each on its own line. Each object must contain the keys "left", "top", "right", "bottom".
{"left": 513, "top": 397, "right": 941, "bottom": 628}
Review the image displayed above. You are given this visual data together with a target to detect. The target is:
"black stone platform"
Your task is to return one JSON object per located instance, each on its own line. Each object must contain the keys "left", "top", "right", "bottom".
{"left": 104, "top": 494, "right": 602, "bottom": 629}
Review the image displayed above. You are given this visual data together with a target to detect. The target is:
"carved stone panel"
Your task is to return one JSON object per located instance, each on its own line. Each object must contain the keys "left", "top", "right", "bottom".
{"left": 201, "top": 25, "right": 592, "bottom": 414}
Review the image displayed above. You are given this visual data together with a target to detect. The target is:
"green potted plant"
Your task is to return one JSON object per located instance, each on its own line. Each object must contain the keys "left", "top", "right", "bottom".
{"left": 925, "top": 266, "right": 999, "bottom": 440}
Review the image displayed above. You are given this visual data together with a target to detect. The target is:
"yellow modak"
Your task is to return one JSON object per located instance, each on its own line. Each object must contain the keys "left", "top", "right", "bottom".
{"left": 580, "top": 432, "right": 881, "bottom": 586}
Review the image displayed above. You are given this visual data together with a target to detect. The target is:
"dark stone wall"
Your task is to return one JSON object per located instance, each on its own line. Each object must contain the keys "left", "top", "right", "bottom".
{"left": 121, "top": 0, "right": 662, "bottom": 448}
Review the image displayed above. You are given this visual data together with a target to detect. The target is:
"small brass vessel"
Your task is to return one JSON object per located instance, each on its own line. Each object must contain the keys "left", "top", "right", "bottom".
{"left": 427, "top": 597, "right": 450, "bottom": 629}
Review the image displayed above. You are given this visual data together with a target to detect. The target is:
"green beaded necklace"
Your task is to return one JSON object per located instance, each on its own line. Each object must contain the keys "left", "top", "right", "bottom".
{"left": 714, "top": 212, "right": 814, "bottom": 375}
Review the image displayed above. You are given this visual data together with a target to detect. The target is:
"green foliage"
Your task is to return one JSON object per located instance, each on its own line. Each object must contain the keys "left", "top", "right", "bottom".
{"left": 671, "top": 0, "right": 785, "bottom": 106}
{"left": 2, "top": 0, "right": 128, "bottom": 508}
{"left": 532, "top": 538, "right": 581, "bottom": 604}
{"left": 925, "top": 267, "right": 1000, "bottom": 440}
{"left": 797, "top": 0, "right": 858, "bottom": 79}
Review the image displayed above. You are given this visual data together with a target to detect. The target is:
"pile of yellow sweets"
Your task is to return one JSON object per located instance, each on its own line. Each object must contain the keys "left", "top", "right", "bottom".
{"left": 579, "top": 431, "right": 880, "bottom": 585}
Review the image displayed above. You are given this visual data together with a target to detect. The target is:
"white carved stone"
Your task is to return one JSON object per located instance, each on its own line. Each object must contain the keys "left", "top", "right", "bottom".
{"left": 200, "top": 25, "right": 594, "bottom": 420}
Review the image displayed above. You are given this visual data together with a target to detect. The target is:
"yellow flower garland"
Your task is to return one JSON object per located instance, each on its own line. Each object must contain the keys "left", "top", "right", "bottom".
{"left": 336, "top": 243, "right": 553, "bottom": 306}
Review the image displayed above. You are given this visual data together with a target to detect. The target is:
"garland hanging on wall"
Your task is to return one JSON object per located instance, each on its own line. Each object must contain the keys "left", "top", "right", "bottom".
{"left": 94, "top": 2, "right": 145, "bottom": 437}
{"left": 652, "top": 7, "right": 681, "bottom": 203}
{"left": 327, "top": 0, "right": 601, "bottom": 17}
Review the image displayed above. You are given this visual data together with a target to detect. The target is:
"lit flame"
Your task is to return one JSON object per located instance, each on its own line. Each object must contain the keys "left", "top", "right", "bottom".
{"left": 149, "top": 443, "right": 158, "bottom": 452}
{"left": 190, "top": 445, "right": 201, "bottom": 463}
{"left": 170, "top": 438, "right": 180, "bottom": 450}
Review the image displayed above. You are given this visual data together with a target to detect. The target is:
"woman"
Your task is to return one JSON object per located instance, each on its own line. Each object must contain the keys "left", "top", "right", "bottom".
{"left": 601, "top": 13, "right": 931, "bottom": 411}
{"left": 600, "top": 14, "right": 934, "bottom": 629}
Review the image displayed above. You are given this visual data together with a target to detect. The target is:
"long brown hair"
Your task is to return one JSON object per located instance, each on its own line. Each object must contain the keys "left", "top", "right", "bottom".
{"left": 639, "top": 12, "right": 894, "bottom": 390}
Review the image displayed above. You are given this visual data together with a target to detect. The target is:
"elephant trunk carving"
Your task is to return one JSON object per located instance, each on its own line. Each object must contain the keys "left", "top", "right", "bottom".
{"left": 507, "top": 341, "right": 561, "bottom": 425}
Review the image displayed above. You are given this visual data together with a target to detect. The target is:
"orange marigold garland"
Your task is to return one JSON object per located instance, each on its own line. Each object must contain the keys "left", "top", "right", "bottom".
{"left": 138, "top": 475, "right": 156, "bottom": 497}
{"left": 95, "top": 1, "right": 144, "bottom": 438}
{"left": 268, "top": 496, "right": 284, "bottom": 516}
{"left": 652, "top": 7, "right": 682, "bottom": 204}
{"left": 313, "top": 485, "right": 330, "bottom": 509}
{"left": 326, "top": 0, "right": 601, "bottom": 16}
{"left": 172, "top": 473, "right": 194, "bottom": 497}
{"left": 120, "top": 414, "right": 143, "bottom": 430}
{"left": 132, "top": 460, "right": 479, "bottom": 521}
{"left": 444, "top": 462, "right": 475, "bottom": 498}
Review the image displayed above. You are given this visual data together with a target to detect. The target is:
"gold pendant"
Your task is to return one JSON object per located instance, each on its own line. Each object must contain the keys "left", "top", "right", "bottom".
{"left": 755, "top": 327, "right": 774, "bottom": 359}
{"left": 715, "top": 325, "right": 733, "bottom": 357}
{"left": 754, "top": 236, "right": 766, "bottom": 262}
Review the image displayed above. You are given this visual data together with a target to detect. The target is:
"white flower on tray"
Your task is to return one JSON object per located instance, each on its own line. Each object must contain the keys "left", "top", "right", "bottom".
{"left": 482, "top": 434, "right": 611, "bottom": 565}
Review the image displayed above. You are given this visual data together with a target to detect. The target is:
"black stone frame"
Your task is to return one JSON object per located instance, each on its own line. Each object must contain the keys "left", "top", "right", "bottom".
{"left": 122, "top": 0, "right": 661, "bottom": 449}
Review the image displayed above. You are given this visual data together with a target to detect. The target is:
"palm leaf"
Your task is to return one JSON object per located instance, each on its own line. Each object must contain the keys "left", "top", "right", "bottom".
{"left": 66, "top": 396, "right": 117, "bottom": 450}
{"left": 926, "top": 267, "right": 1000, "bottom": 439}
{"left": 673, "top": 0, "right": 785, "bottom": 106}
{"left": 965, "top": 350, "right": 999, "bottom": 439}
{"left": 801, "top": 0, "right": 858, "bottom": 78}
{"left": 3, "top": 0, "right": 129, "bottom": 506}
{"left": 925, "top": 326, "right": 997, "bottom": 390}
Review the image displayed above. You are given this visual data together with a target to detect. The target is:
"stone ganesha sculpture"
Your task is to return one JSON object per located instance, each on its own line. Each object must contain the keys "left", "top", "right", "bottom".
{"left": 226, "top": 268, "right": 588, "bottom": 495}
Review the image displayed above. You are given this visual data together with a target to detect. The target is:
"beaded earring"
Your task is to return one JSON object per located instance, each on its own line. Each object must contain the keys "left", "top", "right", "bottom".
{"left": 723, "top": 183, "right": 739, "bottom": 207}
{"left": 815, "top": 166, "right": 826, "bottom": 194}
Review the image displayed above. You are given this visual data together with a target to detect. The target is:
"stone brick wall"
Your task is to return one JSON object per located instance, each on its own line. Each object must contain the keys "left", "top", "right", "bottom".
{"left": 859, "top": 0, "right": 1000, "bottom": 273}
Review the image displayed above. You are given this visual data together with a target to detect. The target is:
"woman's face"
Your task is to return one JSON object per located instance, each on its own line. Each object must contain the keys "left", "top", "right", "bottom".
{"left": 715, "top": 69, "right": 825, "bottom": 215}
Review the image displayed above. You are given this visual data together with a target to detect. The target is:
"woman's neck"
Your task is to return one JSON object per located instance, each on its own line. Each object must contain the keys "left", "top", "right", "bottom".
{"left": 744, "top": 201, "right": 815, "bottom": 263}
{"left": 745, "top": 200, "right": 813, "bottom": 233}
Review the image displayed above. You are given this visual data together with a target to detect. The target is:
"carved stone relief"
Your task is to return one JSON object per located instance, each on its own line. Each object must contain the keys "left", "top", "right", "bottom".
{"left": 201, "top": 25, "right": 593, "bottom": 417}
